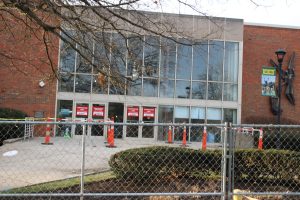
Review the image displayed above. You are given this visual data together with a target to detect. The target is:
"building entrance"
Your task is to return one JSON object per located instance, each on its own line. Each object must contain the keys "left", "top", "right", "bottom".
{"left": 125, "top": 105, "right": 157, "bottom": 139}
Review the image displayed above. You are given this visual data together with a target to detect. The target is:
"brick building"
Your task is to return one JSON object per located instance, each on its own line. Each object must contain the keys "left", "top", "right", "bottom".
{"left": 0, "top": 11, "right": 300, "bottom": 137}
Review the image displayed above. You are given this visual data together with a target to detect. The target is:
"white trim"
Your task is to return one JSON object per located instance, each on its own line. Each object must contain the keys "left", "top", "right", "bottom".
{"left": 245, "top": 22, "right": 300, "bottom": 30}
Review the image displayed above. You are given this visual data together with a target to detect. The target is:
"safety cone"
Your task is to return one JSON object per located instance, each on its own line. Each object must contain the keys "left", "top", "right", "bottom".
{"left": 202, "top": 126, "right": 207, "bottom": 151}
{"left": 42, "top": 118, "right": 53, "bottom": 145}
{"left": 106, "top": 117, "right": 116, "bottom": 148}
{"left": 258, "top": 128, "right": 263, "bottom": 150}
{"left": 180, "top": 126, "right": 188, "bottom": 147}
{"left": 167, "top": 126, "right": 173, "bottom": 144}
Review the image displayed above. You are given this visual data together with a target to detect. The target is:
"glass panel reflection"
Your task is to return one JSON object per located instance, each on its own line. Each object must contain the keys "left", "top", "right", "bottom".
{"left": 143, "top": 78, "right": 158, "bottom": 97}
{"left": 224, "top": 42, "right": 239, "bottom": 83}
{"left": 159, "top": 79, "right": 174, "bottom": 98}
{"left": 75, "top": 74, "right": 91, "bottom": 93}
{"left": 208, "top": 41, "right": 223, "bottom": 81}
{"left": 223, "top": 83, "right": 238, "bottom": 101}
{"left": 58, "top": 73, "right": 74, "bottom": 92}
{"left": 92, "top": 74, "right": 108, "bottom": 94}
{"left": 176, "top": 80, "right": 191, "bottom": 99}
{"left": 207, "top": 82, "right": 222, "bottom": 100}
{"left": 144, "top": 36, "right": 159, "bottom": 78}
{"left": 177, "top": 39, "right": 192, "bottom": 79}
{"left": 192, "top": 81, "right": 206, "bottom": 99}
{"left": 160, "top": 38, "right": 176, "bottom": 79}
{"left": 193, "top": 41, "right": 208, "bottom": 80}
{"left": 127, "top": 79, "right": 142, "bottom": 96}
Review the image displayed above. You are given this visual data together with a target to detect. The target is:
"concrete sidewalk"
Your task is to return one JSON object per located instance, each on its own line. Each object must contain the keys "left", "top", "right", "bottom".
{"left": 0, "top": 136, "right": 220, "bottom": 190}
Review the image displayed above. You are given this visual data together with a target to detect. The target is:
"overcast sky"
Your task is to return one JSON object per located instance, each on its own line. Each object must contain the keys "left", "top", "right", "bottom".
{"left": 144, "top": 0, "right": 300, "bottom": 27}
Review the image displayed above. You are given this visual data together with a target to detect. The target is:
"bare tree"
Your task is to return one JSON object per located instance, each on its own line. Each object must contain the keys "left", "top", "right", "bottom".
{"left": 0, "top": 0, "right": 240, "bottom": 92}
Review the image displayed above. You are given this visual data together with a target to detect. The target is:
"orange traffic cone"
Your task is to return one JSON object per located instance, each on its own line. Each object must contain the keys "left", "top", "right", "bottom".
{"left": 258, "top": 128, "right": 263, "bottom": 150}
{"left": 180, "top": 126, "right": 188, "bottom": 147}
{"left": 106, "top": 117, "right": 116, "bottom": 148}
{"left": 167, "top": 126, "right": 173, "bottom": 144}
{"left": 202, "top": 126, "right": 207, "bottom": 151}
{"left": 42, "top": 118, "right": 53, "bottom": 145}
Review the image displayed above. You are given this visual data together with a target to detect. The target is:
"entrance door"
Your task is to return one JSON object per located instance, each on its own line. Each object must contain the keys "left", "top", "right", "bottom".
{"left": 91, "top": 104, "right": 105, "bottom": 136}
{"left": 108, "top": 103, "right": 124, "bottom": 138}
{"left": 126, "top": 106, "right": 139, "bottom": 137}
{"left": 74, "top": 103, "right": 89, "bottom": 137}
{"left": 142, "top": 107, "right": 156, "bottom": 138}
{"left": 125, "top": 105, "right": 156, "bottom": 139}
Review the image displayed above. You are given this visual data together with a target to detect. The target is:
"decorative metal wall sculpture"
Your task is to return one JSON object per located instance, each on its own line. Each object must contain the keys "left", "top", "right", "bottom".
{"left": 269, "top": 52, "right": 296, "bottom": 115}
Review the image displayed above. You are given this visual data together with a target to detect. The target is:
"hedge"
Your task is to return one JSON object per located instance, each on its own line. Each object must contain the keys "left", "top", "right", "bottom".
{"left": 109, "top": 147, "right": 300, "bottom": 182}
{"left": 0, "top": 108, "right": 28, "bottom": 146}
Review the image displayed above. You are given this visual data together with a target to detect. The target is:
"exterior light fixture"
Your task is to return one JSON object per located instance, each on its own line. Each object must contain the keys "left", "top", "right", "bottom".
{"left": 39, "top": 80, "right": 45, "bottom": 88}
{"left": 131, "top": 61, "right": 139, "bottom": 81}
{"left": 275, "top": 49, "right": 286, "bottom": 63}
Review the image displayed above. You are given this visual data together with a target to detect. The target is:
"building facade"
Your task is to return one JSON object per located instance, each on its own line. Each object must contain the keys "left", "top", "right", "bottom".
{"left": 1, "top": 11, "right": 299, "bottom": 141}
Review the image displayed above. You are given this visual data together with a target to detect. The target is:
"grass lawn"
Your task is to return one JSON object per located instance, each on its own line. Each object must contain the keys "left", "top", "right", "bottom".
{"left": 2, "top": 171, "right": 116, "bottom": 193}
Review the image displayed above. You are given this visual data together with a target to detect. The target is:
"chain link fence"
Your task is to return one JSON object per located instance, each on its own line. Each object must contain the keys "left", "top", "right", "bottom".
{"left": 1, "top": 121, "right": 300, "bottom": 199}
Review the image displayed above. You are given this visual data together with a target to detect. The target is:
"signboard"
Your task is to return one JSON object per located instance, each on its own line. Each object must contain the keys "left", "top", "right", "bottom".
{"left": 92, "top": 106, "right": 104, "bottom": 117}
{"left": 76, "top": 105, "right": 88, "bottom": 117}
{"left": 127, "top": 107, "right": 139, "bottom": 117}
{"left": 261, "top": 67, "right": 276, "bottom": 97}
{"left": 143, "top": 107, "right": 155, "bottom": 118}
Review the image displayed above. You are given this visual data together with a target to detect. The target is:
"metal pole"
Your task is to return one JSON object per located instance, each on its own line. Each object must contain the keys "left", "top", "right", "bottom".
{"left": 80, "top": 125, "right": 86, "bottom": 200}
{"left": 222, "top": 122, "right": 228, "bottom": 200}
{"left": 277, "top": 61, "right": 282, "bottom": 149}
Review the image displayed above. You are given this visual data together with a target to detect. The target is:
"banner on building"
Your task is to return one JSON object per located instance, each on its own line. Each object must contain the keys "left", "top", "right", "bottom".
{"left": 143, "top": 107, "right": 155, "bottom": 118}
{"left": 127, "top": 107, "right": 139, "bottom": 117}
{"left": 92, "top": 106, "right": 104, "bottom": 117}
{"left": 261, "top": 67, "right": 276, "bottom": 97}
{"left": 76, "top": 105, "right": 88, "bottom": 117}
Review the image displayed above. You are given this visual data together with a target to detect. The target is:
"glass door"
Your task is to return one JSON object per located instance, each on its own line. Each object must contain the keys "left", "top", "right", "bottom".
{"left": 126, "top": 106, "right": 139, "bottom": 137}
{"left": 141, "top": 107, "right": 156, "bottom": 138}
{"left": 91, "top": 104, "right": 105, "bottom": 136}
{"left": 74, "top": 103, "right": 89, "bottom": 137}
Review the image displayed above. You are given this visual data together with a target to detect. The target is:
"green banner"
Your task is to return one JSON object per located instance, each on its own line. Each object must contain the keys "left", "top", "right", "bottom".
{"left": 261, "top": 67, "right": 276, "bottom": 97}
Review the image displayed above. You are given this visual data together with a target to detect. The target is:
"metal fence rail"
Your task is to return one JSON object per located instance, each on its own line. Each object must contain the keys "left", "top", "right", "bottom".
{"left": 0, "top": 121, "right": 300, "bottom": 199}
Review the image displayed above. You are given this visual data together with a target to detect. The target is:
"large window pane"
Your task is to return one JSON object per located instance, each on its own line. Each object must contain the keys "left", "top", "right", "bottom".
{"left": 208, "top": 41, "right": 223, "bottom": 81}
{"left": 224, "top": 42, "right": 239, "bottom": 83}
{"left": 160, "top": 79, "right": 174, "bottom": 98}
{"left": 60, "top": 31, "right": 76, "bottom": 73}
{"left": 177, "top": 39, "right": 192, "bottom": 79}
{"left": 176, "top": 80, "right": 191, "bottom": 99}
{"left": 192, "top": 81, "right": 206, "bottom": 99}
{"left": 208, "top": 82, "right": 222, "bottom": 100}
{"left": 158, "top": 105, "right": 174, "bottom": 141}
{"left": 190, "top": 107, "right": 205, "bottom": 142}
{"left": 58, "top": 73, "right": 74, "bottom": 92}
{"left": 94, "top": 32, "right": 111, "bottom": 74}
{"left": 223, "top": 83, "right": 238, "bottom": 101}
{"left": 143, "top": 78, "right": 158, "bottom": 97}
{"left": 193, "top": 41, "right": 208, "bottom": 80}
{"left": 160, "top": 38, "right": 176, "bottom": 79}
{"left": 75, "top": 74, "right": 91, "bottom": 93}
{"left": 127, "top": 79, "right": 142, "bottom": 96}
{"left": 76, "top": 34, "right": 93, "bottom": 73}
{"left": 174, "top": 106, "right": 189, "bottom": 141}
{"left": 92, "top": 74, "right": 108, "bottom": 94}
{"left": 111, "top": 33, "right": 126, "bottom": 76}
{"left": 223, "top": 109, "right": 237, "bottom": 123}
{"left": 127, "top": 35, "right": 143, "bottom": 76}
{"left": 144, "top": 36, "right": 159, "bottom": 78}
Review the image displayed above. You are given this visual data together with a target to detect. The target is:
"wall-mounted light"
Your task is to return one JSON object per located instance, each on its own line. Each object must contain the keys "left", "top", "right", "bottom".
{"left": 39, "top": 80, "right": 45, "bottom": 88}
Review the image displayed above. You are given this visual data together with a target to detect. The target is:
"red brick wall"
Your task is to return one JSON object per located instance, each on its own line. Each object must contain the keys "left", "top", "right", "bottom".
{"left": 242, "top": 25, "right": 300, "bottom": 124}
{"left": 0, "top": 13, "right": 59, "bottom": 118}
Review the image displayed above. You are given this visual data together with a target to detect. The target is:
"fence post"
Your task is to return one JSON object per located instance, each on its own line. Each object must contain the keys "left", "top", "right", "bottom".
{"left": 222, "top": 122, "right": 228, "bottom": 200}
{"left": 80, "top": 124, "right": 86, "bottom": 200}
{"left": 227, "top": 123, "right": 234, "bottom": 200}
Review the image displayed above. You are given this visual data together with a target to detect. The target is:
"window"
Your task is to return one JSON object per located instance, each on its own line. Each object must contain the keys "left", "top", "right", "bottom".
{"left": 177, "top": 39, "right": 192, "bottom": 79}
{"left": 143, "top": 78, "right": 158, "bottom": 97}
{"left": 192, "top": 81, "right": 206, "bottom": 99}
{"left": 193, "top": 41, "right": 208, "bottom": 81}
{"left": 160, "top": 38, "right": 176, "bottom": 79}
{"left": 208, "top": 41, "right": 223, "bottom": 81}
{"left": 144, "top": 36, "right": 160, "bottom": 78}
{"left": 176, "top": 80, "right": 191, "bottom": 99}
{"left": 159, "top": 79, "right": 174, "bottom": 98}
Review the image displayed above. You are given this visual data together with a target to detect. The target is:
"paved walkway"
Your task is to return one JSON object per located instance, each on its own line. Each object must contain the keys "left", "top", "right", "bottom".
{"left": 0, "top": 136, "right": 220, "bottom": 190}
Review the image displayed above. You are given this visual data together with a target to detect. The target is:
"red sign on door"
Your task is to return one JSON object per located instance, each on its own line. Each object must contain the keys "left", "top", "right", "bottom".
{"left": 76, "top": 105, "right": 88, "bottom": 117}
{"left": 127, "top": 107, "right": 139, "bottom": 117}
{"left": 143, "top": 107, "right": 155, "bottom": 118}
{"left": 92, "top": 106, "right": 104, "bottom": 117}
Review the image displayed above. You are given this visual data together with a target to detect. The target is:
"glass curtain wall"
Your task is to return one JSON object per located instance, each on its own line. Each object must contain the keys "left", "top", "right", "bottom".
{"left": 58, "top": 31, "right": 239, "bottom": 101}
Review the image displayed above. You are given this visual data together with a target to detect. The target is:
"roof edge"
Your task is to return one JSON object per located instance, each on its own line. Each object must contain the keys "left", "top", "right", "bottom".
{"left": 245, "top": 22, "right": 300, "bottom": 30}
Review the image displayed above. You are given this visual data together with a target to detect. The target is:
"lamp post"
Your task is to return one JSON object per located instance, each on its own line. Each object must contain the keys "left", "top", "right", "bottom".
{"left": 275, "top": 49, "right": 286, "bottom": 125}
{"left": 275, "top": 49, "right": 286, "bottom": 150}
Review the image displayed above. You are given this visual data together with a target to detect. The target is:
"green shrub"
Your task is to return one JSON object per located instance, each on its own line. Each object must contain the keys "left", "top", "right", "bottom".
{"left": 109, "top": 147, "right": 300, "bottom": 183}
{"left": 0, "top": 108, "right": 28, "bottom": 146}
{"left": 109, "top": 146, "right": 222, "bottom": 181}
